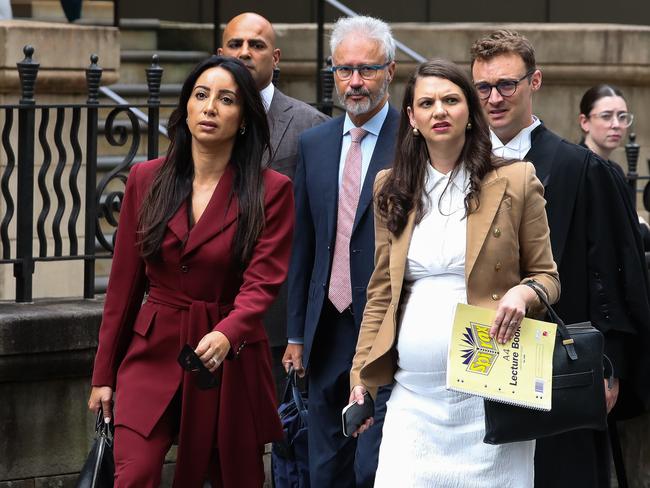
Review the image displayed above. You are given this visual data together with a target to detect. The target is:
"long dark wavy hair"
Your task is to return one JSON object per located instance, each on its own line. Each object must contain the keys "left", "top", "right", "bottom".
{"left": 376, "top": 59, "right": 503, "bottom": 236}
{"left": 137, "top": 55, "right": 270, "bottom": 267}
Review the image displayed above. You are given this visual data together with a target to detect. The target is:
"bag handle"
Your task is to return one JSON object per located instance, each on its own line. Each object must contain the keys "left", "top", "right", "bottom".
{"left": 524, "top": 281, "right": 578, "bottom": 361}
{"left": 94, "top": 409, "right": 114, "bottom": 442}
{"left": 283, "top": 367, "right": 308, "bottom": 423}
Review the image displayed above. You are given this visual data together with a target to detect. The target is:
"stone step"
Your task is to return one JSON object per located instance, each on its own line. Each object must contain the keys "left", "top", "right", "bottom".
{"left": 120, "top": 50, "right": 209, "bottom": 85}
{"left": 12, "top": 0, "right": 114, "bottom": 25}
{"left": 118, "top": 18, "right": 160, "bottom": 51}
{"left": 117, "top": 19, "right": 216, "bottom": 55}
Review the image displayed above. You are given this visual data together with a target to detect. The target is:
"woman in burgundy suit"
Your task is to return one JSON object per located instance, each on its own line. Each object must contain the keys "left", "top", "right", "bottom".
{"left": 87, "top": 56, "right": 294, "bottom": 487}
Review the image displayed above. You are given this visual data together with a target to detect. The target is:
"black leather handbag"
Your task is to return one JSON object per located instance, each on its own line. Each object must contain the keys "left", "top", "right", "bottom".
{"left": 483, "top": 281, "right": 609, "bottom": 444}
{"left": 75, "top": 411, "right": 115, "bottom": 488}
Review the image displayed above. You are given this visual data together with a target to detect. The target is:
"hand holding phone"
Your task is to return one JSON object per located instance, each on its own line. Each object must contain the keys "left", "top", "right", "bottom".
{"left": 177, "top": 344, "right": 220, "bottom": 390}
{"left": 342, "top": 390, "right": 375, "bottom": 437}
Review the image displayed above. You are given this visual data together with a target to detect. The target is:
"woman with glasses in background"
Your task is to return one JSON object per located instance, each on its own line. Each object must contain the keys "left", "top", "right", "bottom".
{"left": 578, "top": 84, "right": 650, "bottom": 249}
{"left": 579, "top": 84, "right": 634, "bottom": 180}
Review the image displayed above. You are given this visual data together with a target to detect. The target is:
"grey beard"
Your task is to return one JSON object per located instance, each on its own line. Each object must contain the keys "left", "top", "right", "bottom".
{"left": 336, "top": 77, "right": 390, "bottom": 117}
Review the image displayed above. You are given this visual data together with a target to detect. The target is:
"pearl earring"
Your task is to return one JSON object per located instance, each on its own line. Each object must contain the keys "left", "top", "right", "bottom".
{"left": 466, "top": 122, "right": 472, "bottom": 130}
{"left": 412, "top": 127, "right": 420, "bottom": 136}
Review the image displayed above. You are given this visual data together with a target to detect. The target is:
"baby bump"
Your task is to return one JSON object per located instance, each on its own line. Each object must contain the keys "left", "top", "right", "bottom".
{"left": 396, "top": 276, "right": 466, "bottom": 373}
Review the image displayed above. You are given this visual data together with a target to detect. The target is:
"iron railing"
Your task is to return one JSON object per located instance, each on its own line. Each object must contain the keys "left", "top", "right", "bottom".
{"left": 0, "top": 46, "right": 170, "bottom": 302}
{"left": 1, "top": 44, "right": 336, "bottom": 303}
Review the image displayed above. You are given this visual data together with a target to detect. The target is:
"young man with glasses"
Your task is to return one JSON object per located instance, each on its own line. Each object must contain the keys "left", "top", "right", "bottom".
{"left": 283, "top": 15, "right": 398, "bottom": 488}
{"left": 471, "top": 29, "right": 650, "bottom": 488}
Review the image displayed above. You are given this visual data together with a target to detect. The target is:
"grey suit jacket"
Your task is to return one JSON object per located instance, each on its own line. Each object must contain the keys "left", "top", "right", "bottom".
{"left": 264, "top": 88, "right": 330, "bottom": 180}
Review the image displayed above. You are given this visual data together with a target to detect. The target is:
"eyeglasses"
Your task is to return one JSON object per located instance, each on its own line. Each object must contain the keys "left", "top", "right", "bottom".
{"left": 589, "top": 111, "right": 634, "bottom": 128}
{"left": 177, "top": 344, "right": 220, "bottom": 390}
{"left": 474, "top": 70, "right": 536, "bottom": 100}
{"left": 331, "top": 62, "right": 390, "bottom": 80}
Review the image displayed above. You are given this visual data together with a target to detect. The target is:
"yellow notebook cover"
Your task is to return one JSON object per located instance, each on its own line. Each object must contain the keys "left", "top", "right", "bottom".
{"left": 446, "top": 303, "right": 557, "bottom": 411}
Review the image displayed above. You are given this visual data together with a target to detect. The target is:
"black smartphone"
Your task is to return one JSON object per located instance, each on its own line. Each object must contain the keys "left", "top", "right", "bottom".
{"left": 341, "top": 392, "right": 375, "bottom": 437}
{"left": 177, "top": 344, "right": 220, "bottom": 390}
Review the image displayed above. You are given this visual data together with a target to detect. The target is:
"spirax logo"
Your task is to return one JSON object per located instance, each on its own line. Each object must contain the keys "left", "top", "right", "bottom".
{"left": 460, "top": 322, "right": 499, "bottom": 375}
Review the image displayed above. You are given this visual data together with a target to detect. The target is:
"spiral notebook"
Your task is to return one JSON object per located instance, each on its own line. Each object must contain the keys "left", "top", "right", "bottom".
{"left": 446, "top": 303, "right": 557, "bottom": 411}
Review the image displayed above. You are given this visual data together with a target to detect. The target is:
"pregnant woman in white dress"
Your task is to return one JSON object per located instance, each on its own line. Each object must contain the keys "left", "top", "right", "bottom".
{"left": 348, "top": 59, "right": 560, "bottom": 487}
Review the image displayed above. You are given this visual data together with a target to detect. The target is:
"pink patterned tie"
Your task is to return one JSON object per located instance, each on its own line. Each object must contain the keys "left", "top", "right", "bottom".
{"left": 328, "top": 127, "right": 368, "bottom": 312}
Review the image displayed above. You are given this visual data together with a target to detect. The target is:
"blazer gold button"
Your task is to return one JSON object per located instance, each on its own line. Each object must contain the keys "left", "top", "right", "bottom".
{"left": 493, "top": 228, "right": 501, "bottom": 237}
{"left": 491, "top": 293, "right": 500, "bottom": 300}
{"left": 495, "top": 262, "right": 501, "bottom": 271}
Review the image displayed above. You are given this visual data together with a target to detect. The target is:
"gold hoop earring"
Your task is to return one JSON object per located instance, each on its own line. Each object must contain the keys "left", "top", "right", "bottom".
{"left": 466, "top": 122, "right": 472, "bottom": 130}
{"left": 412, "top": 127, "right": 420, "bottom": 136}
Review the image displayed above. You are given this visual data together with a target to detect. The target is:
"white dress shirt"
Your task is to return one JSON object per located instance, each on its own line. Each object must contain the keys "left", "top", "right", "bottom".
{"left": 395, "top": 163, "right": 470, "bottom": 389}
{"left": 490, "top": 116, "right": 540, "bottom": 160}
{"left": 260, "top": 82, "right": 275, "bottom": 113}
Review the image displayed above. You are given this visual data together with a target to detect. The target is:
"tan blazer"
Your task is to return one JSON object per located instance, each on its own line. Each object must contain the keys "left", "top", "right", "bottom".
{"left": 350, "top": 161, "right": 560, "bottom": 396}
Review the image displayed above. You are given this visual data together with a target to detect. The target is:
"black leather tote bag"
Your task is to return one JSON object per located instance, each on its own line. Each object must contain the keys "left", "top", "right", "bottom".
{"left": 75, "top": 411, "right": 115, "bottom": 488}
{"left": 483, "top": 281, "right": 609, "bottom": 444}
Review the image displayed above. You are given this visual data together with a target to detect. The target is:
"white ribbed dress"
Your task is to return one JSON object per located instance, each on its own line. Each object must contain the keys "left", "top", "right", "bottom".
{"left": 374, "top": 164, "right": 534, "bottom": 488}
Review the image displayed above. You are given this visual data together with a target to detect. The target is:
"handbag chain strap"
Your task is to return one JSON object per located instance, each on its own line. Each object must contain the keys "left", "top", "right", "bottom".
{"left": 524, "top": 280, "right": 578, "bottom": 361}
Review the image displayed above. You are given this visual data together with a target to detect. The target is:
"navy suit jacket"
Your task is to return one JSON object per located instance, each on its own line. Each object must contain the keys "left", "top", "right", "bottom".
{"left": 287, "top": 105, "right": 400, "bottom": 369}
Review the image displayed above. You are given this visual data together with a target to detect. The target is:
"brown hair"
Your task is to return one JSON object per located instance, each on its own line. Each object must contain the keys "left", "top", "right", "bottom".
{"left": 470, "top": 29, "right": 536, "bottom": 72}
{"left": 376, "top": 59, "right": 505, "bottom": 236}
{"left": 579, "top": 84, "right": 625, "bottom": 117}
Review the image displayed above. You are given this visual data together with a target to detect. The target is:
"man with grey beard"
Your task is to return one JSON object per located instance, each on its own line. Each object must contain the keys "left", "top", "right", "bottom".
{"left": 283, "top": 15, "right": 398, "bottom": 488}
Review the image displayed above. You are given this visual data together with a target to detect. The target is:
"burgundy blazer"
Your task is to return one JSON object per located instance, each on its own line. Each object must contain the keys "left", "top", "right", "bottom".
{"left": 92, "top": 158, "right": 294, "bottom": 487}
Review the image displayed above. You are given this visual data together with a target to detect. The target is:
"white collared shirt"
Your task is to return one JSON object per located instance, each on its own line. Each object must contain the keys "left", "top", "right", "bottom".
{"left": 490, "top": 116, "right": 541, "bottom": 160}
{"left": 260, "top": 82, "right": 275, "bottom": 113}
{"left": 338, "top": 102, "right": 390, "bottom": 188}
{"left": 424, "top": 162, "right": 471, "bottom": 210}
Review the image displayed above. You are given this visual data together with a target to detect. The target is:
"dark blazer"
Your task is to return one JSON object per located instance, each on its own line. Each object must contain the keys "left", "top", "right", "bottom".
{"left": 264, "top": 88, "right": 330, "bottom": 179}
{"left": 579, "top": 142, "right": 650, "bottom": 251}
{"left": 263, "top": 88, "right": 329, "bottom": 349}
{"left": 92, "top": 158, "right": 294, "bottom": 487}
{"left": 528, "top": 125, "right": 650, "bottom": 487}
{"left": 287, "top": 105, "right": 400, "bottom": 369}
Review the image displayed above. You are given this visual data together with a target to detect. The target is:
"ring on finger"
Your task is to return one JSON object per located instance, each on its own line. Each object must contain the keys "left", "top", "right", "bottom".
{"left": 508, "top": 320, "right": 518, "bottom": 328}
{"left": 209, "top": 357, "right": 218, "bottom": 367}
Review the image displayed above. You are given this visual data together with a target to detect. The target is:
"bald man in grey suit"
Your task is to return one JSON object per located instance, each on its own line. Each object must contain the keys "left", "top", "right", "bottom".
{"left": 219, "top": 12, "right": 329, "bottom": 378}
{"left": 219, "top": 12, "right": 329, "bottom": 179}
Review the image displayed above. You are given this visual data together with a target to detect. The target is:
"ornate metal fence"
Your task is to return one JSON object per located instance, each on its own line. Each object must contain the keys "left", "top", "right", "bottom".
{"left": 0, "top": 46, "right": 169, "bottom": 302}
{"left": 1, "top": 45, "right": 335, "bottom": 303}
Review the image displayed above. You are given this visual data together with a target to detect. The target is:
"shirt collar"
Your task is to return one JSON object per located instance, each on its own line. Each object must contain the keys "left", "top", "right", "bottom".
{"left": 342, "top": 101, "right": 389, "bottom": 137}
{"left": 490, "top": 115, "right": 541, "bottom": 154}
{"left": 260, "top": 82, "right": 275, "bottom": 113}
{"left": 426, "top": 162, "right": 470, "bottom": 194}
